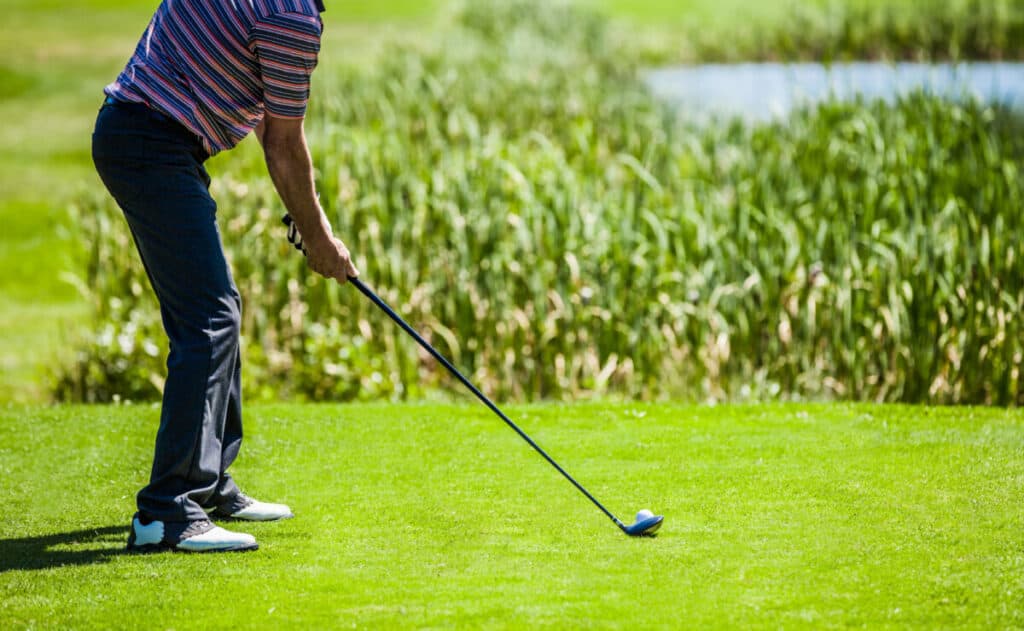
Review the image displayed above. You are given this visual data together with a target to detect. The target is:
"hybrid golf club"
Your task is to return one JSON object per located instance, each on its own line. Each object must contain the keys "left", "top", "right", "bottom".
{"left": 283, "top": 215, "right": 663, "bottom": 537}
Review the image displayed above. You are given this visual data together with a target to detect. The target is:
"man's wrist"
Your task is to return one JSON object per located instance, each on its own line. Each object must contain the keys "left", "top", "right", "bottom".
{"left": 299, "top": 214, "right": 333, "bottom": 248}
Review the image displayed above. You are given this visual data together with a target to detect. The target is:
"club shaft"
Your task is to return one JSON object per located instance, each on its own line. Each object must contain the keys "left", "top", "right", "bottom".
{"left": 348, "top": 277, "right": 625, "bottom": 530}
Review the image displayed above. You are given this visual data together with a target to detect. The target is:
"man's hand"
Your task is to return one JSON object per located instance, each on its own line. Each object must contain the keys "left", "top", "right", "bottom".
{"left": 304, "top": 231, "right": 359, "bottom": 283}
{"left": 257, "top": 115, "right": 359, "bottom": 284}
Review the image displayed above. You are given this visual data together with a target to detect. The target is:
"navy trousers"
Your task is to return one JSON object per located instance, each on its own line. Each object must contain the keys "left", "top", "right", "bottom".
{"left": 92, "top": 99, "right": 248, "bottom": 522}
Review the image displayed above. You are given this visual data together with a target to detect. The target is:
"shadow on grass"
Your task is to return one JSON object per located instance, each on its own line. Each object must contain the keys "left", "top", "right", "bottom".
{"left": 0, "top": 525, "right": 126, "bottom": 572}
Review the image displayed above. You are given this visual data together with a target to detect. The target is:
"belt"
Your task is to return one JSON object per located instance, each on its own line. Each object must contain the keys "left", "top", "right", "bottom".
{"left": 103, "top": 95, "right": 162, "bottom": 116}
{"left": 102, "top": 96, "right": 173, "bottom": 125}
{"left": 100, "top": 95, "right": 209, "bottom": 158}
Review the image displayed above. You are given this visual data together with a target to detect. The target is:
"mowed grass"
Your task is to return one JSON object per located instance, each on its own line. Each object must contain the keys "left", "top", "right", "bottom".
{"left": 591, "top": 0, "right": 903, "bottom": 25}
{"left": 1, "top": 403, "right": 1021, "bottom": 628}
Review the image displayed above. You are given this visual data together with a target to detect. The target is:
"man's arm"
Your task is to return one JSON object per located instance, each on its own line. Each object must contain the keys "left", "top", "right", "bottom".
{"left": 258, "top": 114, "right": 359, "bottom": 283}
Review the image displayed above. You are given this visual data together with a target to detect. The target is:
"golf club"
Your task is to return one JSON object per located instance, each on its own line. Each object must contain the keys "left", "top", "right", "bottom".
{"left": 283, "top": 215, "right": 663, "bottom": 537}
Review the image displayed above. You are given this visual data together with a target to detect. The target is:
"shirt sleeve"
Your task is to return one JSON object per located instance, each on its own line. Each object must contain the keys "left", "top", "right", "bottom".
{"left": 251, "top": 12, "right": 322, "bottom": 119}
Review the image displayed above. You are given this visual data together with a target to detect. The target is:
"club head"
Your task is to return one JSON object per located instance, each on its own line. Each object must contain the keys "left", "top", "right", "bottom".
{"left": 623, "top": 514, "right": 664, "bottom": 537}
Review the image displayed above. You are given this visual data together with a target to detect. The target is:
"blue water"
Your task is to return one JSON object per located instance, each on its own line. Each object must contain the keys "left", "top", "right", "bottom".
{"left": 645, "top": 62, "right": 1024, "bottom": 122}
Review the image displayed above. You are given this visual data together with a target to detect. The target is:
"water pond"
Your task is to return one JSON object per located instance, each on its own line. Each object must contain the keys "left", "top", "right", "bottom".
{"left": 645, "top": 62, "right": 1024, "bottom": 122}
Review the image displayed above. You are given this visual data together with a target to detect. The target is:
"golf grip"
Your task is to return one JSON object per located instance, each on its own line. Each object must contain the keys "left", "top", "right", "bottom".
{"left": 346, "top": 276, "right": 626, "bottom": 529}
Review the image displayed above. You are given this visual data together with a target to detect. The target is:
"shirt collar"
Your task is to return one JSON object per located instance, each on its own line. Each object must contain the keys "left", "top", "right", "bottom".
{"left": 315, "top": 0, "right": 325, "bottom": 12}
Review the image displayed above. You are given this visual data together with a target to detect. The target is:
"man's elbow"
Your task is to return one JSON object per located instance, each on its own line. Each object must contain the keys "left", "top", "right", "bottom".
{"left": 262, "top": 132, "right": 290, "bottom": 159}
{"left": 261, "top": 115, "right": 308, "bottom": 174}
{"left": 262, "top": 134, "right": 298, "bottom": 173}
{"left": 261, "top": 116, "right": 305, "bottom": 150}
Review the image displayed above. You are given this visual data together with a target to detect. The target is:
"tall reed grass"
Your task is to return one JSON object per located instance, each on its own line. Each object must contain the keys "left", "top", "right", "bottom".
{"left": 56, "top": 2, "right": 1024, "bottom": 404}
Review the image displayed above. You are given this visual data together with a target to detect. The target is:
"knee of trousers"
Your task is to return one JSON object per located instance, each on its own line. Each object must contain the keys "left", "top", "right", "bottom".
{"left": 209, "top": 299, "right": 242, "bottom": 344}
{"left": 169, "top": 297, "right": 241, "bottom": 353}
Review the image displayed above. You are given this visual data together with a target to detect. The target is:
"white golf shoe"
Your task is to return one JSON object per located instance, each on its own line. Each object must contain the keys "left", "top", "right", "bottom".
{"left": 127, "top": 513, "right": 258, "bottom": 553}
{"left": 227, "top": 498, "right": 294, "bottom": 521}
{"left": 210, "top": 495, "right": 294, "bottom": 521}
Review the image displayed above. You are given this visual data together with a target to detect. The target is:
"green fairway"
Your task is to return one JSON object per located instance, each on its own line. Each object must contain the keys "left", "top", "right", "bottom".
{"left": 590, "top": 0, "right": 898, "bottom": 24}
{"left": 1, "top": 403, "right": 1021, "bottom": 627}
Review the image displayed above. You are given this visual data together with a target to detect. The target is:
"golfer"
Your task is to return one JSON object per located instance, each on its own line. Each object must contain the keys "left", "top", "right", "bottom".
{"left": 92, "top": 0, "right": 358, "bottom": 552}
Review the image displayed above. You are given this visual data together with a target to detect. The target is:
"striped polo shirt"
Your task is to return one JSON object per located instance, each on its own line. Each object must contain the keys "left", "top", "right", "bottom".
{"left": 105, "top": 0, "right": 325, "bottom": 155}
